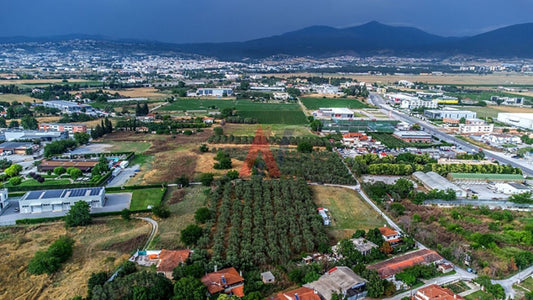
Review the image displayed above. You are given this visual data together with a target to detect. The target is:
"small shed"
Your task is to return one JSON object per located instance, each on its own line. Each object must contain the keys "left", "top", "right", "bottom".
{"left": 260, "top": 271, "right": 275, "bottom": 284}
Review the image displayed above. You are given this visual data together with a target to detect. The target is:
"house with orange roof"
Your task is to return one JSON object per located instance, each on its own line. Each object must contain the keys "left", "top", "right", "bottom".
{"left": 156, "top": 249, "right": 192, "bottom": 279}
{"left": 413, "top": 284, "right": 465, "bottom": 300}
{"left": 201, "top": 267, "right": 245, "bottom": 298}
{"left": 368, "top": 249, "right": 444, "bottom": 279}
{"left": 379, "top": 225, "right": 402, "bottom": 246}
{"left": 271, "top": 287, "right": 321, "bottom": 300}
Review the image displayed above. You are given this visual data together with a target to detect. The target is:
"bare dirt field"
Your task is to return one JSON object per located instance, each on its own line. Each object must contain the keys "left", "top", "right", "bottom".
{"left": 0, "top": 218, "right": 150, "bottom": 300}
{"left": 272, "top": 73, "right": 533, "bottom": 85}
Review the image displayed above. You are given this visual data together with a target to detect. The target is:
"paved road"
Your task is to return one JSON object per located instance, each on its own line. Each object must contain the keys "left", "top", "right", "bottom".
{"left": 369, "top": 93, "right": 533, "bottom": 176}
{"left": 493, "top": 265, "right": 533, "bottom": 299}
{"left": 136, "top": 217, "right": 158, "bottom": 250}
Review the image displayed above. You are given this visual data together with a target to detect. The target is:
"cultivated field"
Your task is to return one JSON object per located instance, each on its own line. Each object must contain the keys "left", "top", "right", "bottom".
{"left": 73, "top": 87, "right": 168, "bottom": 101}
{"left": 301, "top": 97, "right": 369, "bottom": 110}
{"left": 224, "top": 123, "right": 315, "bottom": 137}
{"left": 0, "top": 218, "right": 150, "bottom": 299}
{"left": 312, "top": 185, "right": 385, "bottom": 240}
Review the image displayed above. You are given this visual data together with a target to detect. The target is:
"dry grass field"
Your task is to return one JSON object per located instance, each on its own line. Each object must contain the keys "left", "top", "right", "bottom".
{"left": 0, "top": 79, "right": 90, "bottom": 85}
{"left": 72, "top": 88, "right": 168, "bottom": 100}
{"left": 312, "top": 185, "right": 385, "bottom": 240}
{"left": 0, "top": 94, "right": 41, "bottom": 103}
{"left": 272, "top": 72, "right": 533, "bottom": 85}
{"left": 0, "top": 218, "right": 150, "bottom": 300}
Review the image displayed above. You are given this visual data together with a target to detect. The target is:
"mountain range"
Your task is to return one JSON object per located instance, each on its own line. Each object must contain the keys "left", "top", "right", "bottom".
{"left": 2, "top": 21, "right": 533, "bottom": 60}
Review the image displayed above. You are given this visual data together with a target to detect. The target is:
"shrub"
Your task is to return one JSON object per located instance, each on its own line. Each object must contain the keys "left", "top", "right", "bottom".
{"left": 194, "top": 207, "right": 212, "bottom": 224}
{"left": 8, "top": 176, "right": 22, "bottom": 186}
{"left": 121, "top": 209, "right": 131, "bottom": 221}
{"left": 180, "top": 224, "right": 203, "bottom": 246}
{"left": 27, "top": 236, "right": 74, "bottom": 275}
{"left": 152, "top": 204, "right": 170, "bottom": 219}
{"left": 199, "top": 173, "right": 214, "bottom": 186}
{"left": 64, "top": 201, "right": 92, "bottom": 227}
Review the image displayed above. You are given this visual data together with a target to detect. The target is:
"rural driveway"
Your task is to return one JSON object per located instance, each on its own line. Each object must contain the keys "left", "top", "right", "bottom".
{"left": 135, "top": 217, "right": 158, "bottom": 250}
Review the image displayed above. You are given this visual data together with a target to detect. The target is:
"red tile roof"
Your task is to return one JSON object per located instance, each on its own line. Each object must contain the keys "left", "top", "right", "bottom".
{"left": 271, "top": 287, "right": 321, "bottom": 300}
{"left": 201, "top": 267, "right": 245, "bottom": 296}
{"left": 232, "top": 285, "right": 245, "bottom": 298}
{"left": 342, "top": 132, "right": 369, "bottom": 140}
{"left": 368, "top": 249, "right": 443, "bottom": 279}
{"left": 379, "top": 226, "right": 399, "bottom": 237}
{"left": 156, "top": 249, "right": 191, "bottom": 273}
{"left": 414, "top": 284, "right": 465, "bottom": 300}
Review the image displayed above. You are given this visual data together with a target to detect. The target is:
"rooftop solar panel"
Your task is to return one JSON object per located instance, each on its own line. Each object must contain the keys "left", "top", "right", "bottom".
{"left": 25, "top": 191, "right": 43, "bottom": 200}
{"left": 42, "top": 190, "right": 63, "bottom": 199}
{"left": 89, "top": 188, "right": 101, "bottom": 196}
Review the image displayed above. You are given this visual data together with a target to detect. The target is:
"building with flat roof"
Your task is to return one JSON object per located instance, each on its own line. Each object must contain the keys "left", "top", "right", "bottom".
{"left": 3, "top": 129, "right": 68, "bottom": 142}
{"left": 495, "top": 182, "right": 531, "bottom": 195}
{"left": 0, "top": 142, "right": 35, "bottom": 154}
{"left": 42, "top": 100, "right": 94, "bottom": 114}
{"left": 0, "top": 188, "right": 8, "bottom": 213}
{"left": 304, "top": 266, "right": 367, "bottom": 300}
{"left": 424, "top": 109, "right": 476, "bottom": 120}
{"left": 368, "top": 249, "right": 444, "bottom": 279}
{"left": 196, "top": 88, "right": 233, "bottom": 97}
{"left": 19, "top": 187, "right": 105, "bottom": 214}
{"left": 458, "top": 119, "right": 494, "bottom": 135}
{"left": 413, "top": 284, "right": 465, "bottom": 300}
{"left": 39, "top": 123, "right": 87, "bottom": 134}
{"left": 413, "top": 171, "right": 467, "bottom": 198}
{"left": 313, "top": 108, "right": 355, "bottom": 120}
{"left": 393, "top": 131, "right": 432, "bottom": 143}
{"left": 448, "top": 173, "right": 525, "bottom": 182}
{"left": 497, "top": 113, "right": 533, "bottom": 130}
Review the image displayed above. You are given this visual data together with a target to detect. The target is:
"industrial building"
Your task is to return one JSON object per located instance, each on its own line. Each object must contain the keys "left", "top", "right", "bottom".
{"left": 495, "top": 182, "right": 531, "bottom": 195}
{"left": 39, "top": 123, "right": 87, "bottom": 134}
{"left": 42, "top": 100, "right": 94, "bottom": 114}
{"left": 412, "top": 171, "right": 467, "bottom": 198}
{"left": 305, "top": 266, "right": 367, "bottom": 300}
{"left": 497, "top": 113, "right": 533, "bottom": 130}
{"left": 0, "top": 142, "right": 35, "bottom": 154}
{"left": 447, "top": 173, "right": 525, "bottom": 183}
{"left": 424, "top": 109, "right": 477, "bottom": 120}
{"left": 313, "top": 107, "right": 355, "bottom": 120}
{"left": 393, "top": 131, "right": 432, "bottom": 143}
{"left": 2, "top": 129, "right": 68, "bottom": 142}
{"left": 0, "top": 188, "right": 8, "bottom": 213}
{"left": 195, "top": 88, "right": 233, "bottom": 97}
{"left": 18, "top": 187, "right": 106, "bottom": 214}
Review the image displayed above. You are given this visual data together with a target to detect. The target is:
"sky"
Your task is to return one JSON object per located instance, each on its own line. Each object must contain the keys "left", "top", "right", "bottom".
{"left": 1, "top": 0, "right": 533, "bottom": 43}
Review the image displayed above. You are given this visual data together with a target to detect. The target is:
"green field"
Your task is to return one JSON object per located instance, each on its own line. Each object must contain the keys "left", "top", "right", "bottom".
{"left": 448, "top": 173, "right": 525, "bottom": 180}
{"left": 106, "top": 141, "right": 152, "bottom": 153}
{"left": 226, "top": 124, "right": 315, "bottom": 137}
{"left": 447, "top": 91, "right": 533, "bottom": 104}
{"left": 130, "top": 187, "right": 166, "bottom": 211}
{"left": 372, "top": 133, "right": 446, "bottom": 148}
{"left": 464, "top": 290, "right": 494, "bottom": 300}
{"left": 5, "top": 178, "right": 71, "bottom": 188}
{"left": 158, "top": 99, "right": 307, "bottom": 124}
{"left": 450, "top": 106, "right": 500, "bottom": 118}
{"left": 301, "top": 97, "right": 369, "bottom": 110}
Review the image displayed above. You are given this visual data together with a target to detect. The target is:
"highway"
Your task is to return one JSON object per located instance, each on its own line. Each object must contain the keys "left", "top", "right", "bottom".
{"left": 369, "top": 93, "right": 533, "bottom": 176}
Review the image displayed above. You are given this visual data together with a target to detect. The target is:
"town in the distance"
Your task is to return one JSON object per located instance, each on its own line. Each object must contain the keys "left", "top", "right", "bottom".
{"left": 1, "top": 24, "right": 533, "bottom": 300}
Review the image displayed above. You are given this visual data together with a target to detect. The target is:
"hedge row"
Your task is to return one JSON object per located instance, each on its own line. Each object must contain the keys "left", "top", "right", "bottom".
{"left": 105, "top": 184, "right": 166, "bottom": 192}
{"left": 15, "top": 209, "right": 153, "bottom": 225}
{"left": 8, "top": 170, "right": 113, "bottom": 192}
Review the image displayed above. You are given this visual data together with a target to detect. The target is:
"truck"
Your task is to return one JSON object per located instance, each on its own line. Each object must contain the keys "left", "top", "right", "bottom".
{"left": 119, "top": 161, "right": 129, "bottom": 169}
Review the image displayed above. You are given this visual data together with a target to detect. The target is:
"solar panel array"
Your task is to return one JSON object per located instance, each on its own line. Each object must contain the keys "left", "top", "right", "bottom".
{"left": 42, "top": 190, "right": 64, "bottom": 199}
{"left": 26, "top": 191, "right": 43, "bottom": 200}
{"left": 69, "top": 188, "right": 87, "bottom": 197}
{"left": 22, "top": 187, "right": 104, "bottom": 201}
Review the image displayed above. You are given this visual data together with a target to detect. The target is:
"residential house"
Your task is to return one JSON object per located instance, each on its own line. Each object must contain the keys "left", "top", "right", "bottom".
{"left": 271, "top": 287, "right": 321, "bottom": 300}
{"left": 201, "top": 267, "right": 245, "bottom": 298}
{"left": 304, "top": 266, "right": 367, "bottom": 300}
{"left": 368, "top": 249, "right": 444, "bottom": 279}
{"left": 156, "top": 249, "right": 192, "bottom": 279}
{"left": 413, "top": 284, "right": 465, "bottom": 300}
{"left": 379, "top": 226, "right": 402, "bottom": 246}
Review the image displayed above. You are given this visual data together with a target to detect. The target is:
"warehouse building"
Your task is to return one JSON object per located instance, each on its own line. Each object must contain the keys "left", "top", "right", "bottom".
{"left": 2, "top": 129, "right": 68, "bottom": 142}
{"left": 18, "top": 187, "right": 106, "bottom": 214}
{"left": 0, "top": 142, "right": 35, "bottom": 154}
{"left": 313, "top": 107, "right": 355, "bottom": 120}
{"left": 424, "top": 109, "right": 476, "bottom": 120}
{"left": 448, "top": 173, "right": 525, "bottom": 183}
{"left": 495, "top": 182, "right": 531, "bottom": 195}
{"left": 413, "top": 171, "right": 467, "bottom": 198}
{"left": 497, "top": 113, "right": 533, "bottom": 130}
{"left": 393, "top": 131, "right": 432, "bottom": 143}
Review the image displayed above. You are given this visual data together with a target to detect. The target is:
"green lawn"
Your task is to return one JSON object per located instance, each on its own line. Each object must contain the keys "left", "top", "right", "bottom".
{"left": 130, "top": 188, "right": 166, "bottom": 211}
{"left": 465, "top": 290, "right": 494, "bottom": 300}
{"left": 312, "top": 185, "right": 385, "bottom": 240}
{"left": 5, "top": 178, "right": 71, "bottom": 188}
{"left": 301, "top": 97, "right": 369, "bottom": 110}
{"left": 518, "top": 277, "right": 533, "bottom": 291}
{"left": 129, "top": 154, "right": 153, "bottom": 166}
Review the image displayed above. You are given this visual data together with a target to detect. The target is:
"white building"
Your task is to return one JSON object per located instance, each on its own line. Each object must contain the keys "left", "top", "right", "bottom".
{"left": 195, "top": 88, "right": 233, "bottom": 97}
{"left": 18, "top": 187, "right": 106, "bottom": 214}
{"left": 314, "top": 85, "right": 341, "bottom": 95}
{"left": 459, "top": 119, "right": 494, "bottom": 135}
{"left": 42, "top": 100, "right": 94, "bottom": 114}
{"left": 273, "top": 92, "right": 290, "bottom": 100}
{"left": 495, "top": 182, "right": 530, "bottom": 195}
{"left": 317, "top": 208, "right": 331, "bottom": 226}
{"left": 424, "top": 109, "right": 477, "bottom": 120}
{"left": 313, "top": 107, "right": 354, "bottom": 120}
{"left": 412, "top": 171, "right": 467, "bottom": 198}
{"left": 0, "top": 188, "right": 8, "bottom": 213}
{"left": 497, "top": 113, "right": 533, "bottom": 130}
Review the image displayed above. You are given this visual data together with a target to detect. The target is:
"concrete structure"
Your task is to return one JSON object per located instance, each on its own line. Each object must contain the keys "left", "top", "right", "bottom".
{"left": 18, "top": 187, "right": 106, "bottom": 214}
{"left": 261, "top": 271, "right": 275, "bottom": 284}
{"left": 39, "top": 122, "right": 87, "bottom": 134}
{"left": 497, "top": 113, "right": 533, "bottom": 130}
{"left": 495, "top": 182, "right": 531, "bottom": 195}
{"left": 196, "top": 88, "right": 233, "bottom": 97}
{"left": 458, "top": 118, "right": 494, "bottom": 135}
{"left": 401, "top": 98, "right": 438, "bottom": 109}
{"left": 271, "top": 287, "right": 320, "bottom": 300}
{"left": 368, "top": 249, "right": 444, "bottom": 279}
{"left": 202, "top": 267, "right": 245, "bottom": 297}
{"left": 424, "top": 109, "right": 476, "bottom": 120}
{"left": 305, "top": 266, "right": 367, "bottom": 300}
{"left": 313, "top": 108, "right": 354, "bottom": 120}
{"left": 413, "top": 171, "right": 467, "bottom": 198}
{"left": 0, "top": 142, "right": 35, "bottom": 154}
{"left": 333, "top": 238, "right": 378, "bottom": 256}
{"left": 3, "top": 129, "right": 68, "bottom": 142}
{"left": 0, "top": 188, "right": 8, "bottom": 213}
{"left": 393, "top": 131, "right": 432, "bottom": 143}
{"left": 413, "top": 284, "right": 465, "bottom": 300}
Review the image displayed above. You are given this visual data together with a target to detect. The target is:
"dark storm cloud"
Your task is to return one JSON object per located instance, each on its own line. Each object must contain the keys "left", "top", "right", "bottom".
{"left": 1, "top": 0, "right": 533, "bottom": 43}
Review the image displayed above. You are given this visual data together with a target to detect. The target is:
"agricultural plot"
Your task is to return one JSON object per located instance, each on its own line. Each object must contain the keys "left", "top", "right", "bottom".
{"left": 372, "top": 133, "right": 446, "bottom": 148}
{"left": 301, "top": 97, "right": 369, "bottom": 110}
{"left": 206, "top": 178, "right": 327, "bottom": 268}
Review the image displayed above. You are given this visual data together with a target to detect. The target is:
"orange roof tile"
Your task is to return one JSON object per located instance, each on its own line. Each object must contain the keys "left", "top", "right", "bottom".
{"left": 414, "top": 284, "right": 465, "bottom": 300}
{"left": 156, "top": 249, "right": 191, "bottom": 273}
{"left": 379, "top": 226, "right": 399, "bottom": 237}
{"left": 232, "top": 285, "right": 245, "bottom": 298}
{"left": 272, "top": 287, "right": 321, "bottom": 300}
{"left": 201, "top": 267, "right": 245, "bottom": 295}
{"left": 368, "top": 249, "right": 443, "bottom": 279}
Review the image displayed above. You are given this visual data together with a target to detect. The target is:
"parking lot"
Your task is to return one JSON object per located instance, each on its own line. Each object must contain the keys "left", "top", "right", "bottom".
{"left": 455, "top": 181, "right": 510, "bottom": 200}
{"left": 107, "top": 164, "right": 140, "bottom": 187}
{"left": 69, "top": 143, "right": 113, "bottom": 155}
